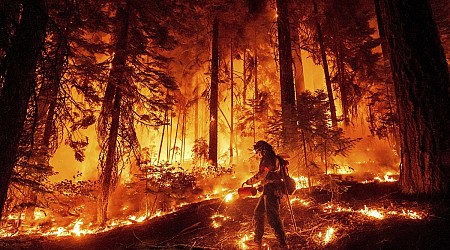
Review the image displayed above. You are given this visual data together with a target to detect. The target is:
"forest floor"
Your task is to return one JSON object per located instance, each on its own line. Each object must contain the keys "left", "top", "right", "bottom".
{"left": 1, "top": 181, "right": 450, "bottom": 250}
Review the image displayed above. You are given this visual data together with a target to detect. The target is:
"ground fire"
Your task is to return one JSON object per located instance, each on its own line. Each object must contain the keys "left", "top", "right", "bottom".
{"left": 0, "top": 173, "right": 440, "bottom": 249}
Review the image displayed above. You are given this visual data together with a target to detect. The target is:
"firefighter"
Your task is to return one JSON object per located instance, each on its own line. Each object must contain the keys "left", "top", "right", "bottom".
{"left": 244, "top": 140, "right": 289, "bottom": 249}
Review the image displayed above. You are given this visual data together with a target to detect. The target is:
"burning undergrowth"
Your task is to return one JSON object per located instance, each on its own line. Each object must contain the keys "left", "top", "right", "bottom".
{"left": 2, "top": 179, "right": 449, "bottom": 250}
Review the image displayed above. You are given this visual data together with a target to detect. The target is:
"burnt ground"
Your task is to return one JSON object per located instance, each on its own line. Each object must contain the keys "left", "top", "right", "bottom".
{"left": 1, "top": 182, "right": 450, "bottom": 250}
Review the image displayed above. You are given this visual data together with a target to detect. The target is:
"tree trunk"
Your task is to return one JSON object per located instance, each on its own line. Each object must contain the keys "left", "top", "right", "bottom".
{"left": 374, "top": 0, "right": 398, "bottom": 143}
{"left": 98, "top": 90, "right": 121, "bottom": 225}
{"left": 242, "top": 48, "right": 248, "bottom": 104}
{"left": 97, "top": 2, "right": 129, "bottom": 225}
{"left": 291, "top": 18, "right": 306, "bottom": 103}
{"left": 230, "top": 39, "right": 234, "bottom": 167}
{"left": 379, "top": 0, "right": 450, "bottom": 195}
{"left": 194, "top": 80, "right": 199, "bottom": 142}
{"left": 335, "top": 43, "right": 349, "bottom": 125}
{"left": 314, "top": 1, "right": 338, "bottom": 127}
{"left": 209, "top": 17, "right": 218, "bottom": 166}
{"left": 0, "top": 0, "right": 47, "bottom": 219}
{"left": 0, "top": 0, "right": 21, "bottom": 81}
{"left": 276, "top": 0, "right": 297, "bottom": 147}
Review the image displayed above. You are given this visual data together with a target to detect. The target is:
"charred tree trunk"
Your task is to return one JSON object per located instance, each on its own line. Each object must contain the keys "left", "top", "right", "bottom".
{"left": 314, "top": 1, "right": 338, "bottom": 127}
{"left": 230, "top": 39, "right": 234, "bottom": 166}
{"left": 98, "top": 91, "right": 121, "bottom": 225}
{"left": 0, "top": 0, "right": 47, "bottom": 219}
{"left": 209, "top": 17, "right": 219, "bottom": 166}
{"left": 0, "top": 0, "right": 20, "bottom": 82}
{"left": 194, "top": 81, "right": 199, "bottom": 142}
{"left": 374, "top": 0, "right": 399, "bottom": 143}
{"left": 276, "top": 0, "right": 297, "bottom": 147}
{"left": 335, "top": 43, "right": 349, "bottom": 125}
{"left": 379, "top": 0, "right": 450, "bottom": 194}
{"left": 291, "top": 19, "right": 306, "bottom": 103}
{"left": 97, "top": 2, "right": 129, "bottom": 225}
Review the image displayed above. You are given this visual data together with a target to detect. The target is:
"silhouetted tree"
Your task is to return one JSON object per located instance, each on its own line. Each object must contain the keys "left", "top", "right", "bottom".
{"left": 0, "top": 0, "right": 47, "bottom": 219}
{"left": 95, "top": 0, "right": 177, "bottom": 225}
{"left": 276, "top": 0, "right": 298, "bottom": 146}
{"left": 379, "top": 0, "right": 450, "bottom": 194}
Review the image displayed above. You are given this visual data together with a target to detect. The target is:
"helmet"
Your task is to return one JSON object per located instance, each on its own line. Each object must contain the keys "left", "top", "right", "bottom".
{"left": 253, "top": 140, "right": 272, "bottom": 153}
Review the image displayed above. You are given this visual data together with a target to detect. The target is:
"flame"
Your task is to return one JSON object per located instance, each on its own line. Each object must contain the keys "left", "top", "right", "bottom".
{"left": 324, "top": 226, "right": 335, "bottom": 244}
{"left": 387, "top": 209, "right": 424, "bottom": 220}
{"left": 317, "top": 226, "right": 335, "bottom": 245}
{"left": 322, "top": 202, "right": 426, "bottom": 221}
{"left": 33, "top": 209, "right": 46, "bottom": 220}
{"left": 42, "top": 218, "right": 96, "bottom": 237}
{"left": 239, "top": 234, "right": 251, "bottom": 250}
{"left": 72, "top": 219, "right": 84, "bottom": 236}
{"left": 359, "top": 205, "right": 384, "bottom": 219}
{"left": 225, "top": 193, "right": 234, "bottom": 203}
{"left": 293, "top": 176, "right": 309, "bottom": 189}
{"left": 211, "top": 213, "right": 231, "bottom": 228}
{"left": 290, "top": 197, "right": 311, "bottom": 206}
{"left": 364, "top": 171, "right": 399, "bottom": 183}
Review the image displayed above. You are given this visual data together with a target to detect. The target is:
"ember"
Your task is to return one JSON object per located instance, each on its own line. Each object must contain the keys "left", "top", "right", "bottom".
{"left": 359, "top": 205, "right": 384, "bottom": 219}
{"left": 317, "top": 226, "right": 335, "bottom": 245}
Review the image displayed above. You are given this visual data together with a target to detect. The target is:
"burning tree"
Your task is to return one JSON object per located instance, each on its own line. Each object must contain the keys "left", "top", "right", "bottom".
{"left": 94, "top": 0, "right": 178, "bottom": 225}
{"left": 296, "top": 90, "right": 360, "bottom": 191}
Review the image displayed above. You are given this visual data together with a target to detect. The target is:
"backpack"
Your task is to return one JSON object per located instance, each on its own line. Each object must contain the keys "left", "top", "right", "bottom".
{"left": 276, "top": 155, "right": 296, "bottom": 195}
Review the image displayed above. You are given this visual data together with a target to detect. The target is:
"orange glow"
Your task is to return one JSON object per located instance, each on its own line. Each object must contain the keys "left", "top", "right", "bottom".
{"left": 225, "top": 193, "right": 234, "bottom": 203}
{"left": 359, "top": 205, "right": 384, "bottom": 219}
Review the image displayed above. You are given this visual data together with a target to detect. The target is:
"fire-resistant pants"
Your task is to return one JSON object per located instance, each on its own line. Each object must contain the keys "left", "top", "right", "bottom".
{"left": 253, "top": 187, "right": 287, "bottom": 245}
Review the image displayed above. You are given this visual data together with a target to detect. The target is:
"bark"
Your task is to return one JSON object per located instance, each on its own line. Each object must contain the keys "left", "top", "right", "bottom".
{"left": 335, "top": 43, "right": 349, "bottom": 125}
{"left": 379, "top": 0, "right": 450, "bottom": 194}
{"left": 0, "top": 0, "right": 47, "bottom": 219}
{"left": 230, "top": 39, "right": 234, "bottom": 166}
{"left": 98, "top": 91, "right": 121, "bottom": 225}
{"left": 242, "top": 48, "right": 249, "bottom": 103}
{"left": 291, "top": 18, "right": 306, "bottom": 104}
{"left": 97, "top": 2, "right": 129, "bottom": 225}
{"left": 314, "top": 1, "right": 337, "bottom": 127}
{"left": 208, "top": 17, "right": 218, "bottom": 166}
{"left": 0, "top": 0, "right": 20, "bottom": 81}
{"left": 374, "top": 0, "right": 398, "bottom": 143}
{"left": 194, "top": 80, "right": 199, "bottom": 142}
{"left": 276, "top": 0, "right": 297, "bottom": 146}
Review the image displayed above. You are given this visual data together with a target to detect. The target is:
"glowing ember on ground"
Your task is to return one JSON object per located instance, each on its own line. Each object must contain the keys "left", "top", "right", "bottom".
{"left": 128, "top": 215, "right": 147, "bottom": 222}
{"left": 322, "top": 203, "right": 353, "bottom": 213}
{"left": 317, "top": 226, "right": 336, "bottom": 245}
{"left": 374, "top": 172, "right": 397, "bottom": 182}
{"left": 42, "top": 219, "right": 96, "bottom": 237}
{"left": 359, "top": 205, "right": 384, "bottom": 219}
{"left": 239, "top": 234, "right": 251, "bottom": 250}
{"left": 324, "top": 226, "right": 335, "bottom": 244}
{"left": 401, "top": 209, "right": 423, "bottom": 219}
{"left": 211, "top": 213, "right": 231, "bottom": 228}
{"left": 290, "top": 197, "right": 311, "bottom": 206}
{"left": 364, "top": 171, "right": 399, "bottom": 183}
{"left": 238, "top": 233, "right": 269, "bottom": 250}
{"left": 322, "top": 202, "right": 427, "bottom": 221}
{"left": 387, "top": 209, "right": 424, "bottom": 220}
